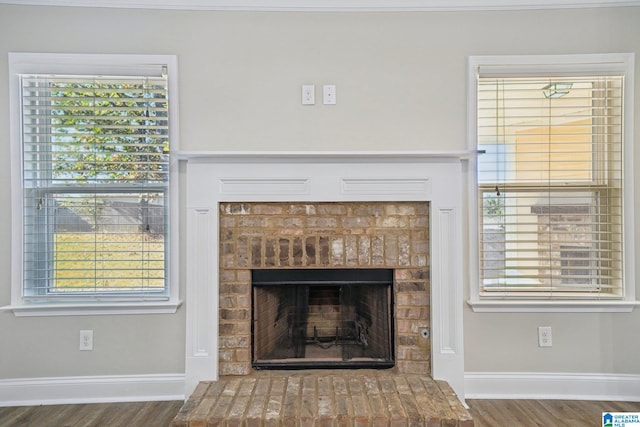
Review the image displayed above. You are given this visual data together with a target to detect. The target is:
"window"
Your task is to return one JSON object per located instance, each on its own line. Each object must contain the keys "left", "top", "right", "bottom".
{"left": 6, "top": 53, "right": 180, "bottom": 315}
{"left": 468, "top": 54, "right": 636, "bottom": 311}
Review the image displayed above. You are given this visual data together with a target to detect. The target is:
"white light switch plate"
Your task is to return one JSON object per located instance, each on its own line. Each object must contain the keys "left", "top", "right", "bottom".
{"left": 302, "top": 84, "right": 315, "bottom": 105}
{"left": 323, "top": 85, "right": 336, "bottom": 105}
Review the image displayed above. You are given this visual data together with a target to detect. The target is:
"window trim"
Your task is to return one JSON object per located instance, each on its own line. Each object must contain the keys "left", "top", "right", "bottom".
{"left": 466, "top": 53, "right": 637, "bottom": 313}
{"left": 3, "top": 53, "right": 181, "bottom": 316}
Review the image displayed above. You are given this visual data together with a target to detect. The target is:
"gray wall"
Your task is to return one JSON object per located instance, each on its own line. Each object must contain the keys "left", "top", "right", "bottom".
{"left": 0, "top": 4, "right": 639, "bottom": 381}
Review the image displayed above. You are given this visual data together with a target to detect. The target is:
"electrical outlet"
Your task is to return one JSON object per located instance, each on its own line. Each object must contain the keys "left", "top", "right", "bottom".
{"left": 79, "top": 330, "right": 93, "bottom": 351}
{"left": 538, "top": 326, "right": 552, "bottom": 347}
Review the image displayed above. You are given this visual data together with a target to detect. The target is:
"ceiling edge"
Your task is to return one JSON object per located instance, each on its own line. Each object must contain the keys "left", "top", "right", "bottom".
{"left": 2, "top": 0, "right": 640, "bottom": 11}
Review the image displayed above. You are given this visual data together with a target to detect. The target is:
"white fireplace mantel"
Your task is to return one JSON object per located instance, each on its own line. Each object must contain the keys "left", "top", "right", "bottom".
{"left": 181, "top": 151, "right": 468, "bottom": 400}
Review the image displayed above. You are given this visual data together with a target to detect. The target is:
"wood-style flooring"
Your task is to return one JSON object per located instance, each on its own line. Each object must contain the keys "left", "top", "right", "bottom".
{"left": 0, "top": 398, "right": 639, "bottom": 426}
{"left": 468, "top": 399, "right": 640, "bottom": 426}
{"left": 0, "top": 400, "right": 183, "bottom": 427}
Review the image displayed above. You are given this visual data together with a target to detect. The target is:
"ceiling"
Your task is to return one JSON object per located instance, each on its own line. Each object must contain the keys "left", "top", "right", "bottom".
{"left": 2, "top": 0, "right": 639, "bottom": 11}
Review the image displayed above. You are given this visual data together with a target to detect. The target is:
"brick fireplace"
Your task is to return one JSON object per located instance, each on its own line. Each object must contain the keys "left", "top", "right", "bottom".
{"left": 182, "top": 152, "right": 466, "bottom": 401}
{"left": 218, "top": 201, "right": 430, "bottom": 375}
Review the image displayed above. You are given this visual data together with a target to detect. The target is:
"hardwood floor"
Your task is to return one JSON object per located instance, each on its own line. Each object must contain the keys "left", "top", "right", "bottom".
{"left": 0, "top": 399, "right": 639, "bottom": 426}
{"left": 467, "top": 399, "right": 640, "bottom": 427}
{"left": 0, "top": 400, "right": 184, "bottom": 427}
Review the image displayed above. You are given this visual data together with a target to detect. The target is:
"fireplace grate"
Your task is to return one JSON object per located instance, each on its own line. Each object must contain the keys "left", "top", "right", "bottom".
{"left": 252, "top": 268, "right": 394, "bottom": 370}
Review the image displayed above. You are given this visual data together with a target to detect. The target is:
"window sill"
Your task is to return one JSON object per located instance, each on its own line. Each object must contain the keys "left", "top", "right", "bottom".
{"left": 1, "top": 300, "right": 183, "bottom": 317}
{"left": 467, "top": 299, "right": 639, "bottom": 313}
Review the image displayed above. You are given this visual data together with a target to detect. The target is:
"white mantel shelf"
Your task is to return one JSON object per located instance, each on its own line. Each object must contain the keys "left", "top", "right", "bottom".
{"left": 173, "top": 150, "right": 478, "bottom": 160}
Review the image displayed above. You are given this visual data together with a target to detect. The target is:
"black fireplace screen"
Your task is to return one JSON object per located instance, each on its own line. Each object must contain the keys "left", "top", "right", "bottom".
{"left": 251, "top": 268, "right": 394, "bottom": 369}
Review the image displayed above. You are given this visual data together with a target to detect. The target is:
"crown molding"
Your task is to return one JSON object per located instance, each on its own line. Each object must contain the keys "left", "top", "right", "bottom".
{"left": 2, "top": 0, "right": 640, "bottom": 11}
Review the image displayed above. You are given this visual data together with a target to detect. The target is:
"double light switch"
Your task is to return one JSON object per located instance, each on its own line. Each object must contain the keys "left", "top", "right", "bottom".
{"left": 301, "top": 85, "right": 336, "bottom": 105}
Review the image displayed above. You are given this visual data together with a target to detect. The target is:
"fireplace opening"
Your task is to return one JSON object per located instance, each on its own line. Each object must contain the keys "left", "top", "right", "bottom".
{"left": 251, "top": 268, "right": 394, "bottom": 369}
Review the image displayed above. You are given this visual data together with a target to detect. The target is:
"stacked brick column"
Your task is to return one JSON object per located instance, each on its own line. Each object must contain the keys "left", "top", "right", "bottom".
{"left": 218, "top": 202, "right": 430, "bottom": 376}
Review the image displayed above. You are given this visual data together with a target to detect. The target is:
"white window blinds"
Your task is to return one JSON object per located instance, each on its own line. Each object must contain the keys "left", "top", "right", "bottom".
{"left": 477, "top": 74, "right": 624, "bottom": 297}
{"left": 20, "top": 73, "right": 170, "bottom": 299}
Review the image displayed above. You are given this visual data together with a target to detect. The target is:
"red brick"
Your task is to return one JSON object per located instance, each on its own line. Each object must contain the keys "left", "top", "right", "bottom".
{"left": 218, "top": 202, "right": 432, "bottom": 378}
{"left": 174, "top": 373, "right": 473, "bottom": 427}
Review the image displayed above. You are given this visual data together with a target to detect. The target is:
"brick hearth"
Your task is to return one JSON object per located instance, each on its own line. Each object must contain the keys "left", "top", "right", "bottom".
{"left": 171, "top": 370, "right": 473, "bottom": 427}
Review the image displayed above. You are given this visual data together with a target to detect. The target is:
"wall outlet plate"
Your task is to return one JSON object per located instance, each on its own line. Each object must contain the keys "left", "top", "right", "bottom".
{"left": 538, "top": 326, "right": 552, "bottom": 347}
{"left": 79, "top": 329, "right": 94, "bottom": 351}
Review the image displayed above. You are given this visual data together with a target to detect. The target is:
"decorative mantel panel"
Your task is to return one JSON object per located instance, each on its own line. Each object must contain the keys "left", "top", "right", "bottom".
{"left": 182, "top": 152, "right": 466, "bottom": 400}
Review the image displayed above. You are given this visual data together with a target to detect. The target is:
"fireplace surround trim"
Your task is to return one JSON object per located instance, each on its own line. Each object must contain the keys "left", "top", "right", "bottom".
{"left": 183, "top": 152, "right": 466, "bottom": 400}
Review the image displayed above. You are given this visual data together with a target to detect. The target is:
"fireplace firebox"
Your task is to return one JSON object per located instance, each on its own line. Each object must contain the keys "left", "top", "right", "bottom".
{"left": 252, "top": 268, "right": 394, "bottom": 369}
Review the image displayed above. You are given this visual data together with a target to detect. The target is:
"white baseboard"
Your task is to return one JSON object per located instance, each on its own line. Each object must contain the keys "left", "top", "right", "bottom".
{"left": 465, "top": 372, "right": 640, "bottom": 401}
{"left": 4, "top": 372, "right": 638, "bottom": 407}
{"left": 0, "top": 374, "right": 185, "bottom": 407}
